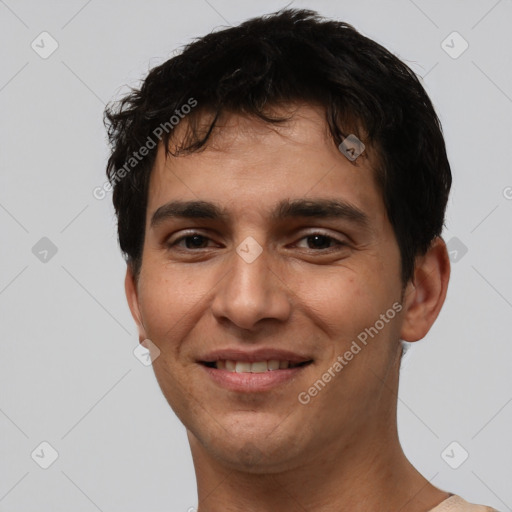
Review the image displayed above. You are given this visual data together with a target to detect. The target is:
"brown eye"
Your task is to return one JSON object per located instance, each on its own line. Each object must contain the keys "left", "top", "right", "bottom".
{"left": 295, "top": 232, "right": 346, "bottom": 250}
{"left": 167, "top": 232, "right": 214, "bottom": 250}
{"left": 305, "top": 234, "right": 334, "bottom": 249}
{"left": 180, "top": 235, "right": 209, "bottom": 249}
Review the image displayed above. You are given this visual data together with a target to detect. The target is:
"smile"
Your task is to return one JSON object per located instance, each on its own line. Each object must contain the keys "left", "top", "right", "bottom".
{"left": 199, "top": 359, "right": 313, "bottom": 392}
{"left": 201, "top": 360, "right": 313, "bottom": 372}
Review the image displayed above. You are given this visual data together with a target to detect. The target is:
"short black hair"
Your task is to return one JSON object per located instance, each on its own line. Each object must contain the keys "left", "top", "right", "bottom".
{"left": 104, "top": 8, "right": 451, "bottom": 283}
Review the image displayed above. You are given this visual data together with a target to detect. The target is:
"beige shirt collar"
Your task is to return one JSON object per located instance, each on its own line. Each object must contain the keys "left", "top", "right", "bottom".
{"left": 428, "top": 495, "right": 498, "bottom": 512}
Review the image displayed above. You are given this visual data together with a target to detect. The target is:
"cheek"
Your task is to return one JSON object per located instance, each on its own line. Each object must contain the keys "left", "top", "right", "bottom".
{"left": 136, "top": 257, "right": 227, "bottom": 355}
{"left": 296, "top": 265, "right": 394, "bottom": 339}
{"left": 297, "top": 267, "right": 402, "bottom": 387}
{"left": 137, "top": 268, "right": 194, "bottom": 343}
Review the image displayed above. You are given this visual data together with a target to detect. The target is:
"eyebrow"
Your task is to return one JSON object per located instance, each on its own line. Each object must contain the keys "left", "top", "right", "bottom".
{"left": 150, "top": 198, "right": 369, "bottom": 228}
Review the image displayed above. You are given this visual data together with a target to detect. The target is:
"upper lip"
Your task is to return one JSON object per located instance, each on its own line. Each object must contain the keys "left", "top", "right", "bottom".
{"left": 198, "top": 348, "right": 313, "bottom": 364}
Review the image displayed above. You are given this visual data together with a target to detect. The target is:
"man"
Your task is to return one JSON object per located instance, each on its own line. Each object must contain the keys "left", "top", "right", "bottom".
{"left": 104, "top": 8, "right": 497, "bottom": 512}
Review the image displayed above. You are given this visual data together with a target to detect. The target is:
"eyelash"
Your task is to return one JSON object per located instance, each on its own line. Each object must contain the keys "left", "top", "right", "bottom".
{"left": 167, "top": 231, "right": 347, "bottom": 251}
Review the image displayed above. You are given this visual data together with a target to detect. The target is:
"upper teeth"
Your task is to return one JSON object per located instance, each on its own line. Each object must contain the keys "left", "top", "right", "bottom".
{"left": 215, "top": 360, "right": 300, "bottom": 372}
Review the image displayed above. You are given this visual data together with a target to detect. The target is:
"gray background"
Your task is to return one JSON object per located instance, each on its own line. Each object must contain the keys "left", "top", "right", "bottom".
{"left": 1, "top": 0, "right": 511, "bottom": 510}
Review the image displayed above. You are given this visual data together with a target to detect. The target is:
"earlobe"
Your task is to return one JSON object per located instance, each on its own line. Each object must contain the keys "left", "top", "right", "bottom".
{"left": 124, "top": 266, "right": 147, "bottom": 342}
{"left": 399, "top": 237, "right": 451, "bottom": 342}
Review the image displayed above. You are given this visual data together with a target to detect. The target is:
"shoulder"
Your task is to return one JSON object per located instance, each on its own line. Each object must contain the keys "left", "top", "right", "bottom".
{"left": 428, "top": 495, "right": 499, "bottom": 512}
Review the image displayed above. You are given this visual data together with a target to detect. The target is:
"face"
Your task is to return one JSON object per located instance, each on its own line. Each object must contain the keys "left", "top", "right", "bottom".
{"left": 127, "top": 104, "right": 409, "bottom": 473}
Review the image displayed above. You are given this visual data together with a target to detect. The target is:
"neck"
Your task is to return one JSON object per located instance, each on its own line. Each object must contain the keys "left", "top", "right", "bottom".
{"left": 188, "top": 413, "right": 449, "bottom": 512}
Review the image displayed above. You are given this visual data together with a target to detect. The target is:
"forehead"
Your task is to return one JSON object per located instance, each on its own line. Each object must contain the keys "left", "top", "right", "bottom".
{"left": 168, "top": 103, "right": 371, "bottom": 160}
{"left": 146, "top": 104, "right": 385, "bottom": 224}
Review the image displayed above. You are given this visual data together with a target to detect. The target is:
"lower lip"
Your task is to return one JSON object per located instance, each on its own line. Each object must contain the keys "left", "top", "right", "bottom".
{"left": 200, "top": 364, "right": 311, "bottom": 392}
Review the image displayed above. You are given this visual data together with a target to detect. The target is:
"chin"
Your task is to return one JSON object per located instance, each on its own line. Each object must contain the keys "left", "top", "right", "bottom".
{"left": 217, "top": 440, "right": 297, "bottom": 474}
{"left": 193, "top": 420, "right": 307, "bottom": 474}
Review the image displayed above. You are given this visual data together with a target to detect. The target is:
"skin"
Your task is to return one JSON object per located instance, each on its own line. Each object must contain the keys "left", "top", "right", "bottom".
{"left": 125, "top": 104, "right": 451, "bottom": 512}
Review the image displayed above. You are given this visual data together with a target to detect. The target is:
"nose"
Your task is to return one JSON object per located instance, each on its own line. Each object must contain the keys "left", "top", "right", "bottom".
{"left": 211, "top": 241, "right": 292, "bottom": 332}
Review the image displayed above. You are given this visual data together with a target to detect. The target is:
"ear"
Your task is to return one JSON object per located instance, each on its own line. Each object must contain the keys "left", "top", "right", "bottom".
{"left": 400, "top": 237, "right": 451, "bottom": 342}
{"left": 125, "top": 265, "right": 147, "bottom": 342}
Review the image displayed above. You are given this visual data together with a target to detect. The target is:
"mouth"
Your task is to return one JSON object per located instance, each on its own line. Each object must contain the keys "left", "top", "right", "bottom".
{"left": 200, "top": 359, "right": 313, "bottom": 372}
{"left": 198, "top": 357, "right": 314, "bottom": 392}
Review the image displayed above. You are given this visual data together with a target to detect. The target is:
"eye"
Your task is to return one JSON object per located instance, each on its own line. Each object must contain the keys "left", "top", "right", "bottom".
{"left": 167, "top": 232, "right": 216, "bottom": 250}
{"left": 166, "top": 231, "right": 347, "bottom": 252}
{"left": 295, "top": 232, "right": 346, "bottom": 250}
